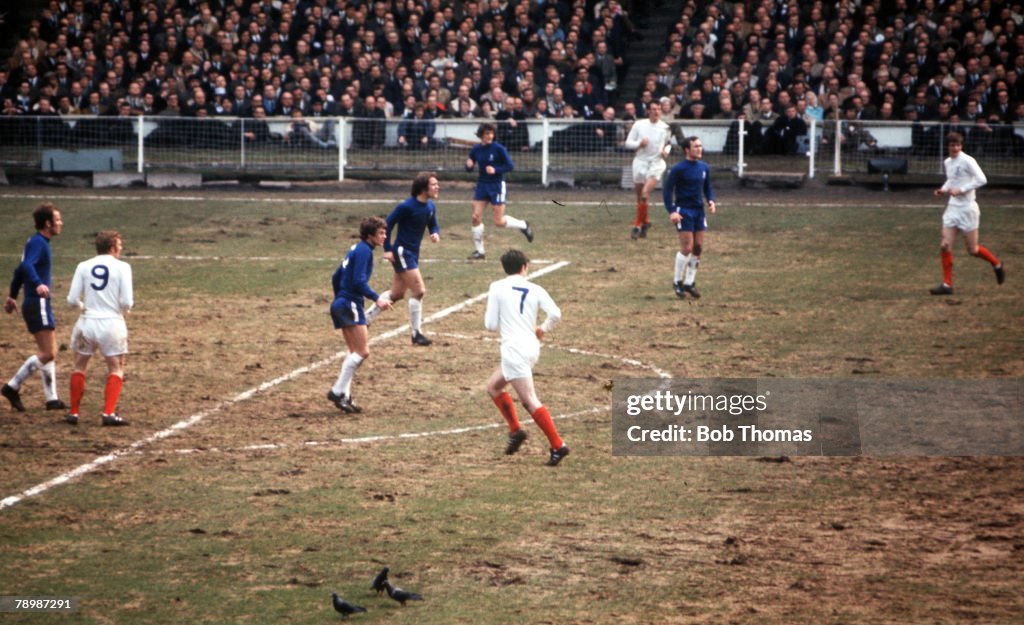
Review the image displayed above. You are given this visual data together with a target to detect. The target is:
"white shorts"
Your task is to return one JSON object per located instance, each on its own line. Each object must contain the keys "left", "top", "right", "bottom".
{"left": 942, "top": 202, "right": 980, "bottom": 232}
{"left": 500, "top": 344, "right": 539, "bottom": 382}
{"left": 71, "top": 316, "right": 128, "bottom": 357}
{"left": 632, "top": 158, "right": 666, "bottom": 186}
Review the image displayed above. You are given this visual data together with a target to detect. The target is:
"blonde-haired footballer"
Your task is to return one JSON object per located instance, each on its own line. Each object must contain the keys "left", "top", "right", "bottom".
{"left": 930, "top": 132, "right": 1005, "bottom": 295}
{"left": 65, "top": 231, "right": 133, "bottom": 426}
{"left": 624, "top": 104, "right": 672, "bottom": 239}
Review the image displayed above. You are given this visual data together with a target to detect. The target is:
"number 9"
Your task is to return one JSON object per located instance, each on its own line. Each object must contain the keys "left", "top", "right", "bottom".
{"left": 90, "top": 264, "right": 109, "bottom": 291}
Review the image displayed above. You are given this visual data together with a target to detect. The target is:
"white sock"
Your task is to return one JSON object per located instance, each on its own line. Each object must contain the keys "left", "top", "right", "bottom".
{"left": 9, "top": 354, "right": 43, "bottom": 390}
{"left": 365, "top": 292, "right": 391, "bottom": 325}
{"left": 472, "top": 224, "right": 485, "bottom": 253}
{"left": 332, "top": 352, "right": 365, "bottom": 397}
{"left": 674, "top": 252, "right": 688, "bottom": 284}
{"left": 684, "top": 255, "right": 700, "bottom": 286}
{"left": 40, "top": 360, "right": 58, "bottom": 401}
{"left": 409, "top": 298, "right": 422, "bottom": 334}
{"left": 503, "top": 215, "right": 526, "bottom": 230}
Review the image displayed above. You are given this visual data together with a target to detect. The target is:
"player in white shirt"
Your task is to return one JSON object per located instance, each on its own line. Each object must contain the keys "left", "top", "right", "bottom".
{"left": 65, "top": 231, "right": 133, "bottom": 426}
{"left": 484, "top": 249, "right": 569, "bottom": 466}
{"left": 624, "top": 104, "right": 672, "bottom": 239}
{"left": 930, "top": 132, "right": 1005, "bottom": 295}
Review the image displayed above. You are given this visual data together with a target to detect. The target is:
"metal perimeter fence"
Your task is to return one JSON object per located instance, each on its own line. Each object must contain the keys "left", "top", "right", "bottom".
{"left": 2, "top": 115, "right": 1023, "bottom": 184}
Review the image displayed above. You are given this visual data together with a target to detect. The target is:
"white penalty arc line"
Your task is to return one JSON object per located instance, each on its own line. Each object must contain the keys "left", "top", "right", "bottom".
{"left": 0, "top": 262, "right": 570, "bottom": 512}
{"left": 151, "top": 406, "right": 606, "bottom": 456}
{"left": 148, "top": 331, "right": 671, "bottom": 457}
{"left": 436, "top": 331, "right": 673, "bottom": 379}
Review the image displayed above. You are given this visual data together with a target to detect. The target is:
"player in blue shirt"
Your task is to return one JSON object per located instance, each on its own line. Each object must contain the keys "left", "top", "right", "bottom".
{"left": 3, "top": 202, "right": 67, "bottom": 412}
{"left": 663, "top": 136, "right": 717, "bottom": 299}
{"left": 366, "top": 172, "right": 441, "bottom": 346}
{"left": 327, "top": 217, "right": 392, "bottom": 414}
{"left": 465, "top": 123, "right": 533, "bottom": 260}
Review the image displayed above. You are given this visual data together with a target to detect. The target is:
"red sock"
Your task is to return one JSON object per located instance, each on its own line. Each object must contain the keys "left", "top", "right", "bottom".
{"left": 70, "top": 372, "right": 85, "bottom": 415}
{"left": 941, "top": 250, "right": 953, "bottom": 286}
{"left": 103, "top": 374, "right": 123, "bottom": 415}
{"left": 492, "top": 392, "right": 520, "bottom": 432}
{"left": 639, "top": 199, "right": 649, "bottom": 225}
{"left": 634, "top": 199, "right": 644, "bottom": 227}
{"left": 975, "top": 245, "right": 1000, "bottom": 267}
{"left": 530, "top": 406, "right": 563, "bottom": 450}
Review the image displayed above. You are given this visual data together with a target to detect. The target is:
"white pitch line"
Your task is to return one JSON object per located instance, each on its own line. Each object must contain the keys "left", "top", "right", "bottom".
{"left": 436, "top": 331, "right": 672, "bottom": 379}
{"left": 0, "top": 192, "right": 609, "bottom": 206}
{"left": 151, "top": 329, "right": 669, "bottom": 457}
{"left": 0, "top": 261, "right": 570, "bottom": 512}
{"left": 3, "top": 191, "right": 1016, "bottom": 210}
{"left": 0, "top": 253, "right": 560, "bottom": 265}
{"left": 121, "top": 256, "right": 558, "bottom": 265}
{"left": 150, "top": 406, "right": 605, "bottom": 456}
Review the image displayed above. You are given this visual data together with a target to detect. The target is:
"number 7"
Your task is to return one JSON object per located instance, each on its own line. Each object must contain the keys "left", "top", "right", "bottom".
{"left": 512, "top": 286, "right": 529, "bottom": 313}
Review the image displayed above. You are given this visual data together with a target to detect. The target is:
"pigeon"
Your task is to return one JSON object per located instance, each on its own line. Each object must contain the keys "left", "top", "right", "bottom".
{"left": 331, "top": 592, "right": 367, "bottom": 618}
{"left": 370, "top": 567, "right": 389, "bottom": 595}
{"left": 383, "top": 581, "right": 424, "bottom": 606}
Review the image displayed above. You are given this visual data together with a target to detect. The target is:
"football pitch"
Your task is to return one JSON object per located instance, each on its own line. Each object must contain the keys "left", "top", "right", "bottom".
{"left": 0, "top": 183, "right": 1021, "bottom": 624}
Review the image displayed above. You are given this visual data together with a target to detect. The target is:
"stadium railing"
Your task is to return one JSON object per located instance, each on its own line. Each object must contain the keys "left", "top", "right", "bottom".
{"left": 1, "top": 116, "right": 1022, "bottom": 183}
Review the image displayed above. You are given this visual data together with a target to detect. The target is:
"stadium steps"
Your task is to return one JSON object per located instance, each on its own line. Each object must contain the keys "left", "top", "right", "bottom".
{"left": 617, "top": 0, "right": 685, "bottom": 105}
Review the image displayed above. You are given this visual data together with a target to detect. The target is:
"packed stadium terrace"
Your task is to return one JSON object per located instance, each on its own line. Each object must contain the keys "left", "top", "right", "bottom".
{"left": 0, "top": 0, "right": 1022, "bottom": 132}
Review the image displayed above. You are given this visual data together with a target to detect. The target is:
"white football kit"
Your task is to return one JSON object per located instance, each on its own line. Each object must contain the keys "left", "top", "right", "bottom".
{"left": 484, "top": 273, "right": 561, "bottom": 381}
{"left": 67, "top": 254, "right": 134, "bottom": 357}
{"left": 625, "top": 118, "right": 672, "bottom": 184}
{"left": 940, "top": 151, "right": 987, "bottom": 232}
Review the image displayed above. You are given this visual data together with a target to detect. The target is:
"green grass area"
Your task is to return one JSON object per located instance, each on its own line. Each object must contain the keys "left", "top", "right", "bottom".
{"left": 0, "top": 187, "right": 1021, "bottom": 624}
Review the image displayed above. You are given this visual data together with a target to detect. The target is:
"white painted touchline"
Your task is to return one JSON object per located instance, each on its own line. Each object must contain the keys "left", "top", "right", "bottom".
{"left": 0, "top": 262, "right": 570, "bottom": 511}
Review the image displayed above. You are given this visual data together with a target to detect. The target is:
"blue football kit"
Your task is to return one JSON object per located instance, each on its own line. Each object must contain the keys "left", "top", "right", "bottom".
{"left": 384, "top": 196, "right": 440, "bottom": 273}
{"left": 9, "top": 232, "right": 56, "bottom": 333}
{"left": 467, "top": 142, "right": 514, "bottom": 204}
{"left": 663, "top": 159, "right": 714, "bottom": 232}
{"left": 331, "top": 240, "right": 380, "bottom": 328}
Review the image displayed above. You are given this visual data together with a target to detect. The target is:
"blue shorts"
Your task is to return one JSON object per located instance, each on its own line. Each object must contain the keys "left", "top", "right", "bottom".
{"left": 674, "top": 209, "right": 707, "bottom": 233}
{"left": 391, "top": 246, "right": 419, "bottom": 273}
{"left": 330, "top": 297, "right": 366, "bottom": 329}
{"left": 22, "top": 296, "right": 55, "bottom": 333}
{"left": 474, "top": 181, "right": 507, "bottom": 205}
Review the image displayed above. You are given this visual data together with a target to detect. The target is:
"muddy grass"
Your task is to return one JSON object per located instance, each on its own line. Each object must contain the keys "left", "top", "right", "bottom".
{"left": 0, "top": 181, "right": 1021, "bottom": 624}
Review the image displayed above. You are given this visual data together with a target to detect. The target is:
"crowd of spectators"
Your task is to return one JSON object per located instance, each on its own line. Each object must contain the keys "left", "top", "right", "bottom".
{"left": 1, "top": 0, "right": 1023, "bottom": 155}
{"left": 0, "top": 0, "right": 633, "bottom": 138}
{"left": 644, "top": 0, "right": 1024, "bottom": 156}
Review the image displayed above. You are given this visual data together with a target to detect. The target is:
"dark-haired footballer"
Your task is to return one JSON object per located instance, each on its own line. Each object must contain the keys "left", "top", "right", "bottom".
{"left": 465, "top": 123, "right": 533, "bottom": 260}
{"left": 3, "top": 202, "right": 67, "bottom": 412}
{"left": 366, "top": 172, "right": 441, "bottom": 346}
{"left": 327, "top": 217, "right": 393, "bottom": 414}
{"left": 484, "top": 249, "right": 568, "bottom": 467}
